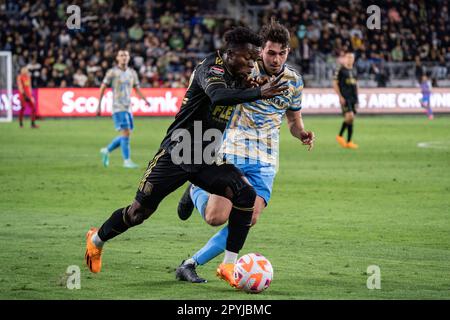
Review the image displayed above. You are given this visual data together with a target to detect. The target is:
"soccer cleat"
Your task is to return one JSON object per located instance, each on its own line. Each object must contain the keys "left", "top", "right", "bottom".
{"left": 216, "top": 263, "right": 237, "bottom": 288}
{"left": 31, "top": 124, "right": 39, "bottom": 129}
{"left": 177, "top": 184, "right": 194, "bottom": 221}
{"left": 123, "top": 159, "right": 138, "bottom": 168}
{"left": 346, "top": 141, "right": 359, "bottom": 149}
{"left": 336, "top": 135, "right": 347, "bottom": 148}
{"left": 175, "top": 260, "right": 207, "bottom": 283}
{"left": 100, "top": 148, "right": 110, "bottom": 167}
{"left": 85, "top": 227, "right": 103, "bottom": 273}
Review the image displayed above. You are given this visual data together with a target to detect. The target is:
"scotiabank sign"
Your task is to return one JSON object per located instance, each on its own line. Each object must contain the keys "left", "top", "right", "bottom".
{"left": 2, "top": 87, "right": 450, "bottom": 117}
{"left": 37, "top": 88, "right": 186, "bottom": 117}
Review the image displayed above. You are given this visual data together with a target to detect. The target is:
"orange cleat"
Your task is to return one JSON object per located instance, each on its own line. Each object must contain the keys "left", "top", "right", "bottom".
{"left": 85, "top": 227, "right": 103, "bottom": 273}
{"left": 216, "top": 263, "right": 237, "bottom": 288}
{"left": 336, "top": 135, "right": 347, "bottom": 148}
{"left": 346, "top": 141, "right": 359, "bottom": 149}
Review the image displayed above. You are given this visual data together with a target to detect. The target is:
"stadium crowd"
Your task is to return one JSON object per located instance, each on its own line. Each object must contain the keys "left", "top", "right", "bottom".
{"left": 1, "top": 0, "right": 449, "bottom": 88}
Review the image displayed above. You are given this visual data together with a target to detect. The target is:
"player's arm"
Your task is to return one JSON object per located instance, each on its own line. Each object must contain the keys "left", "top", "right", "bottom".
{"left": 17, "top": 76, "right": 24, "bottom": 96}
{"left": 286, "top": 110, "right": 315, "bottom": 151}
{"left": 134, "top": 86, "right": 151, "bottom": 109}
{"left": 355, "top": 81, "right": 360, "bottom": 107}
{"left": 132, "top": 70, "right": 151, "bottom": 108}
{"left": 200, "top": 65, "right": 287, "bottom": 106}
{"left": 332, "top": 68, "right": 345, "bottom": 106}
{"left": 17, "top": 76, "right": 33, "bottom": 102}
{"left": 98, "top": 69, "right": 113, "bottom": 116}
{"left": 206, "top": 77, "right": 288, "bottom": 105}
{"left": 97, "top": 83, "right": 107, "bottom": 116}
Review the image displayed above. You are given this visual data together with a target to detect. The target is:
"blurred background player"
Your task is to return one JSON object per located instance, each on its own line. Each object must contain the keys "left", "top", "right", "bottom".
{"left": 175, "top": 20, "right": 315, "bottom": 284}
{"left": 17, "top": 66, "right": 38, "bottom": 128}
{"left": 97, "top": 49, "right": 150, "bottom": 169}
{"left": 334, "top": 52, "right": 359, "bottom": 149}
{"left": 420, "top": 73, "right": 434, "bottom": 120}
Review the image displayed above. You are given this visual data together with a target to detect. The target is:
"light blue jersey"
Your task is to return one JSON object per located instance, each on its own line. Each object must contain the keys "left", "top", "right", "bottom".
{"left": 217, "top": 61, "right": 303, "bottom": 203}
{"left": 102, "top": 66, "right": 140, "bottom": 113}
{"left": 188, "top": 62, "right": 305, "bottom": 266}
{"left": 219, "top": 61, "right": 303, "bottom": 168}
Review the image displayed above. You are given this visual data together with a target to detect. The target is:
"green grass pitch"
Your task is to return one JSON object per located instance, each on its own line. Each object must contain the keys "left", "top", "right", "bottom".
{"left": 0, "top": 115, "right": 449, "bottom": 299}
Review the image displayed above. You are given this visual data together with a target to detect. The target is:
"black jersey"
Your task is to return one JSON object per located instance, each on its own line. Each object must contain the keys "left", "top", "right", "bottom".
{"left": 334, "top": 65, "right": 358, "bottom": 103}
{"left": 159, "top": 51, "right": 262, "bottom": 170}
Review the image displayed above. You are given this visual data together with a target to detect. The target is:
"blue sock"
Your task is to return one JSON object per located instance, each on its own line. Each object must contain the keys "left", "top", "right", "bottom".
{"left": 120, "top": 136, "right": 130, "bottom": 160}
{"left": 107, "top": 136, "right": 122, "bottom": 153}
{"left": 192, "top": 226, "right": 228, "bottom": 265}
{"left": 191, "top": 185, "right": 209, "bottom": 220}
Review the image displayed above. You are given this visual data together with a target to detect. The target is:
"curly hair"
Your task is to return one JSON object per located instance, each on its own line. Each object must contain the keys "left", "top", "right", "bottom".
{"left": 223, "top": 26, "right": 262, "bottom": 49}
{"left": 260, "top": 19, "right": 290, "bottom": 48}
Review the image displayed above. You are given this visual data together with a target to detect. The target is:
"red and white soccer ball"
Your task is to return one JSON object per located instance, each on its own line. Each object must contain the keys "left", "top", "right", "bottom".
{"left": 234, "top": 253, "right": 273, "bottom": 293}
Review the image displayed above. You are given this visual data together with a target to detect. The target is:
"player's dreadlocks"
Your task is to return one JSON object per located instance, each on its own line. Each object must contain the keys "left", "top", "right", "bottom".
{"left": 223, "top": 26, "right": 262, "bottom": 49}
{"left": 260, "top": 18, "right": 290, "bottom": 48}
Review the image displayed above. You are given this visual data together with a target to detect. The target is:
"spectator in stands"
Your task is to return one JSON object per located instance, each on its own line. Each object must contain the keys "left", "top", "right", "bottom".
{"left": 373, "top": 62, "right": 389, "bottom": 87}
{"left": 391, "top": 43, "right": 404, "bottom": 62}
{"left": 73, "top": 69, "right": 88, "bottom": 88}
{"left": 1, "top": 0, "right": 449, "bottom": 89}
{"left": 355, "top": 52, "right": 371, "bottom": 78}
{"left": 129, "top": 22, "right": 144, "bottom": 42}
{"left": 415, "top": 56, "right": 425, "bottom": 81}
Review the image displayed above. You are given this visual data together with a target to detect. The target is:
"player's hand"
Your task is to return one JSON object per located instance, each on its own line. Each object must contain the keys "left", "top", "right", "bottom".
{"left": 254, "top": 76, "right": 270, "bottom": 86}
{"left": 300, "top": 130, "right": 315, "bottom": 151}
{"left": 243, "top": 75, "right": 269, "bottom": 88}
{"left": 260, "top": 73, "right": 288, "bottom": 99}
{"left": 339, "top": 96, "right": 346, "bottom": 106}
{"left": 242, "top": 76, "right": 257, "bottom": 88}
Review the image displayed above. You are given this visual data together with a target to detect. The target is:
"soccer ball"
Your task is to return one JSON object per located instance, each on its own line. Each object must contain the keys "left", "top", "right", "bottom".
{"left": 234, "top": 253, "right": 273, "bottom": 293}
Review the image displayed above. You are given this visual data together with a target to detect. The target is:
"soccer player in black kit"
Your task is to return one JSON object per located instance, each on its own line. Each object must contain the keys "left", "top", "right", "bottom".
{"left": 333, "top": 52, "right": 359, "bottom": 149}
{"left": 84, "top": 27, "right": 288, "bottom": 287}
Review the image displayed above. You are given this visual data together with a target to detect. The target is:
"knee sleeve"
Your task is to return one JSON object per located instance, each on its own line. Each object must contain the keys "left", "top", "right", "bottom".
{"left": 206, "top": 164, "right": 256, "bottom": 211}
{"left": 125, "top": 204, "right": 154, "bottom": 227}
{"left": 232, "top": 183, "right": 256, "bottom": 211}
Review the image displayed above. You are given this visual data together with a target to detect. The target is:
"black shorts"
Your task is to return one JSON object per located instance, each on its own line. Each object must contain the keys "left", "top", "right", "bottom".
{"left": 341, "top": 100, "right": 358, "bottom": 114}
{"left": 135, "top": 149, "right": 247, "bottom": 210}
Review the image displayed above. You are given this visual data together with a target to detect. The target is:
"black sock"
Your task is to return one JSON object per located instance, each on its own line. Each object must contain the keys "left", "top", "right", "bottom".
{"left": 339, "top": 122, "right": 347, "bottom": 136}
{"left": 347, "top": 124, "right": 353, "bottom": 142}
{"left": 97, "top": 207, "right": 130, "bottom": 242}
{"left": 226, "top": 208, "right": 253, "bottom": 253}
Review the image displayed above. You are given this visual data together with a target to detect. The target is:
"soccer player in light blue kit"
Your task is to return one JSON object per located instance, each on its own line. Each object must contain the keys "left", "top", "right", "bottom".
{"left": 175, "top": 21, "right": 315, "bottom": 284}
{"left": 97, "top": 49, "right": 151, "bottom": 168}
{"left": 420, "top": 73, "right": 433, "bottom": 120}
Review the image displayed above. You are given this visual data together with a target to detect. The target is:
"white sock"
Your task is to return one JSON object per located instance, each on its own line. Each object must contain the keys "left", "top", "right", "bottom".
{"left": 223, "top": 250, "right": 238, "bottom": 264}
{"left": 184, "top": 258, "right": 197, "bottom": 266}
{"left": 91, "top": 232, "right": 104, "bottom": 248}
